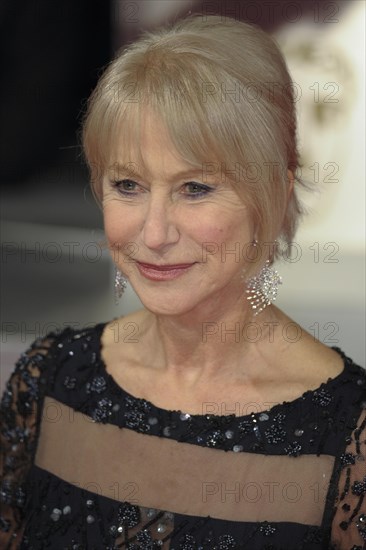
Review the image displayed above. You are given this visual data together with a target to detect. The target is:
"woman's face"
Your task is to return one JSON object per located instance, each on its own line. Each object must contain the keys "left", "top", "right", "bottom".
{"left": 102, "top": 111, "right": 254, "bottom": 318}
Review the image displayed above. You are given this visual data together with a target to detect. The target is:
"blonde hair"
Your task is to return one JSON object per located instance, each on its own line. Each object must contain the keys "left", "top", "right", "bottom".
{"left": 82, "top": 14, "right": 305, "bottom": 258}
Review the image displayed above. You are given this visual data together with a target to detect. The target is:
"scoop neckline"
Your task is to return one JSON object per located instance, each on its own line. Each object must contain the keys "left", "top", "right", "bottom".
{"left": 95, "top": 321, "right": 351, "bottom": 421}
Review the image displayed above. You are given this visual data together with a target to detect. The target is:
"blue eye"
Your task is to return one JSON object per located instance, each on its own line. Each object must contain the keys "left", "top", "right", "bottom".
{"left": 112, "top": 179, "right": 139, "bottom": 195}
{"left": 183, "top": 182, "right": 213, "bottom": 198}
{"left": 111, "top": 179, "right": 213, "bottom": 199}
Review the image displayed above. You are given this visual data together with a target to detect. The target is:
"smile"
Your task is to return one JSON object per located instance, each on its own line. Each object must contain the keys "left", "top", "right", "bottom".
{"left": 136, "top": 262, "right": 195, "bottom": 281}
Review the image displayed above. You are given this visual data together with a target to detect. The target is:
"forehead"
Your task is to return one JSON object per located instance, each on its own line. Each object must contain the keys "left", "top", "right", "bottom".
{"left": 108, "top": 108, "right": 205, "bottom": 181}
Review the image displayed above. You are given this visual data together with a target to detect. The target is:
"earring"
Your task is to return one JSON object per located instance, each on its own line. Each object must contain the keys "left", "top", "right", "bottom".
{"left": 114, "top": 268, "right": 128, "bottom": 304}
{"left": 245, "top": 260, "right": 282, "bottom": 316}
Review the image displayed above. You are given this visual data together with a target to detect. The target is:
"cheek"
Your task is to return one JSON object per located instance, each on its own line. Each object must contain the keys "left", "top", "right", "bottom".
{"left": 193, "top": 217, "right": 251, "bottom": 247}
{"left": 192, "top": 213, "right": 252, "bottom": 268}
{"left": 103, "top": 204, "right": 138, "bottom": 245}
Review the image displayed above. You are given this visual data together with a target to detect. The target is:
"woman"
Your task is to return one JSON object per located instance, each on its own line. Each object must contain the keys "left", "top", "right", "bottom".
{"left": 1, "top": 14, "right": 365, "bottom": 550}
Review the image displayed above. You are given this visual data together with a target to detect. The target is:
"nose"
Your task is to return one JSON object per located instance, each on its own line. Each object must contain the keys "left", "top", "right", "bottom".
{"left": 142, "top": 194, "right": 180, "bottom": 250}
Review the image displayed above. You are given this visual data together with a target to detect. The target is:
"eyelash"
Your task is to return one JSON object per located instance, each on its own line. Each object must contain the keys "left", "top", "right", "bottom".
{"left": 112, "top": 179, "right": 138, "bottom": 195}
{"left": 111, "top": 179, "right": 213, "bottom": 199}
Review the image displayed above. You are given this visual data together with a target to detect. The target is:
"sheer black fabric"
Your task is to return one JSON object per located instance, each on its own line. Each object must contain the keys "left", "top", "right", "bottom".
{"left": 1, "top": 323, "right": 365, "bottom": 549}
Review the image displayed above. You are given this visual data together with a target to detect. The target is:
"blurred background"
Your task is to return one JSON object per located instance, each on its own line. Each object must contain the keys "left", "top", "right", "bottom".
{"left": 1, "top": 0, "right": 365, "bottom": 390}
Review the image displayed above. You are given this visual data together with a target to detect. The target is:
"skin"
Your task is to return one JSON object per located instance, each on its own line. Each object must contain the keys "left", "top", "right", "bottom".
{"left": 101, "top": 110, "right": 344, "bottom": 415}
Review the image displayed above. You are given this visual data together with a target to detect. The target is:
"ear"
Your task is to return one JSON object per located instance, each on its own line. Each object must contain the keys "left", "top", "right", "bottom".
{"left": 287, "top": 169, "right": 295, "bottom": 198}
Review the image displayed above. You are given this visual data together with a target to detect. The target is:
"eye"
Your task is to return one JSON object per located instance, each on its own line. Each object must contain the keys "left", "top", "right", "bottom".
{"left": 112, "top": 179, "right": 140, "bottom": 195}
{"left": 183, "top": 182, "right": 213, "bottom": 198}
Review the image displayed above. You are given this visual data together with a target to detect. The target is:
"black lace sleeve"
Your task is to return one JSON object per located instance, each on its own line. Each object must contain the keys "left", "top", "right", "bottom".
{"left": 331, "top": 406, "right": 366, "bottom": 549}
{"left": 0, "top": 334, "right": 56, "bottom": 549}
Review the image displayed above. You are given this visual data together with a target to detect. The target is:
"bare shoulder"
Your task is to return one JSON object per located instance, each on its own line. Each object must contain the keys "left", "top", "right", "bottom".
{"left": 269, "top": 307, "right": 345, "bottom": 388}
{"left": 102, "top": 310, "right": 151, "bottom": 346}
{"left": 100, "top": 310, "right": 154, "bottom": 369}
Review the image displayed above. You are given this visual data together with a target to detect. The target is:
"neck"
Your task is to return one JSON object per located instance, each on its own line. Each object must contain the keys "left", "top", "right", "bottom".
{"left": 144, "top": 298, "right": 283, "bottom": 386}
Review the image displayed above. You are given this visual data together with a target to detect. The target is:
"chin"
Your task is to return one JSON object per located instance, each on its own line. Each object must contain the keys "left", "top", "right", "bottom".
{"left": 141, "top": 300, "right": 192, "bottom": 317}
{"left": 135, "top": 291, "right": 198, "bottom": 317}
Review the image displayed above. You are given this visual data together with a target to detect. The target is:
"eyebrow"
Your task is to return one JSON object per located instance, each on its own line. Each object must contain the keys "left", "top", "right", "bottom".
{"left": 108, "top": 162, "right": 207, "bottom": 183}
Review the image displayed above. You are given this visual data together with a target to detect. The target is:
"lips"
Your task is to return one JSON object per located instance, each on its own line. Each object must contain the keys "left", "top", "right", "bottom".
{"left": 137, "top": 262, "right": 194, "bottom": 271}
{"left": 136, "top": 261, "right": 195, "bottom": 281}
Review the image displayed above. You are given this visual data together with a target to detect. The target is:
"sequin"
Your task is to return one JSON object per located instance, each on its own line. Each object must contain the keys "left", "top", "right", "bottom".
{"left": 218, "top": 534, "right": 237, "bottom": 548}
{"left": 64, "top": 376, "right": 77, "bottom": 390}
{"left": 91, "top": 397, "right": 113, "bottom": 422}
{"left": 351, "top": 477, "right": 366, "bottom": 496}
{"left": 1, "top": 323, "right": 365, "bottom": 550}
{"left": 252, "top": 420, "right": 262, "bottom": 442}
{"left": 358, "top": 525, "right": 366, "bottom": 541}
{"left": 124, "top": 395, "right": 152, "bottom": 432}
{"left": 136, "top": 529, "right": 154, "bottom": 544}
{"left": 20, "top": 371, "right": 40, "bottom": 399}
{"left": 117, "top": 502, "right": 140, "bottom": 528}
{"left": 206, "top": 430, "right": 226, "bottom": 447}
{"left": 238, "top": 419, "right": 252, "bottom": 434}
{"left": 50, "top": 508, "right": 62, "bottom": 521}
{"left": 179, "top": 534, "right": 196, "bottom": 549}
{"left": 109, "top": 525, "right": 117, "bottom": 536}
{"left": 259, "top": 521, "right": 277, "bottom": 536}
{"left": 86, "top": 514, "right": 95, "bottom": 524}
{"left": 284, "top": 441, "right": 302, "bottom": 457}
{"left": 311, "top": 388, "right": 333, "bottom": 407}
{"left": 265, "top": 424, "right": 286, "bottom": 444}
{"left": 340, "top": 453, "right": 356, "bottom": 466}
{"left": 86, "top": 375, "right": 107, "bottom": 394}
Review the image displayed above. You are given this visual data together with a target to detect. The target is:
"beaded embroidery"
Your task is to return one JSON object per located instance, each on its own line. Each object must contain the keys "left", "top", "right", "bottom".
{"left": 1, "top": 324, "right": 365, "bottom": 549}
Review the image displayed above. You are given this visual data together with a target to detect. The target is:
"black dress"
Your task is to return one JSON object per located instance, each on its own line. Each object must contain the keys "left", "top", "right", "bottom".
{"left": 1, "top": 322, "right": 365, "bottom": 549}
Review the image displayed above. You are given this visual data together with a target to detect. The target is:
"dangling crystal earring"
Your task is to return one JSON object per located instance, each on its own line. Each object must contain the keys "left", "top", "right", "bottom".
{"left": 114, "top": 268, "right": 128, "bottom": 304}
{"left": 245, "top": 260, "right": 282, "bottom": 316}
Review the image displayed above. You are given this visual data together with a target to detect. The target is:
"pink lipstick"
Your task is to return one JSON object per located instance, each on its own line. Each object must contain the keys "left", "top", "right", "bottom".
{"left": 136, "top": 262, "right": 195, "bottom": 281}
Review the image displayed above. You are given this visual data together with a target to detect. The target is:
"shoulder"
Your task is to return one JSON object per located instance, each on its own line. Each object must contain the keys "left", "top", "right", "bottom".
{"left": 1, "top": 331, "right": 60, "bottom": 409}
{"left": 291, "top": 335, "right": 365, "bottom": 401}
{"left": 100, "top": 310, "right": 153, "bottom": 363}
{"left": 22, "top": 322, "right": 107, "bottom": 366}
{"left": 101, "top": 311, "right": 151, "bottom": 344}
{"left": 268, "top": 307, "right": 353, "bottom": 386}
{"left": 1, "top": 323, "right": 108, "bottom": 404}
{"left": 257, "top": 308, "right": 365, "bottom": 410}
